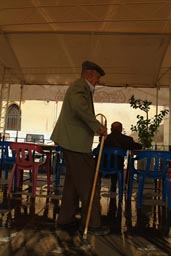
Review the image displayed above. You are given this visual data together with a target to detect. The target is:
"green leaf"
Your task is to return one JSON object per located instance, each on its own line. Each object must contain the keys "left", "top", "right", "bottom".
{"left": 129, "top": 95, "right": 169, "bottom": 148}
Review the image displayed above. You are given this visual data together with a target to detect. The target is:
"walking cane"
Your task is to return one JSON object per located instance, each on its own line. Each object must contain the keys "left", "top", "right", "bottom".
{"left": 83, "top": 114, "right": 107, "bottom": 240}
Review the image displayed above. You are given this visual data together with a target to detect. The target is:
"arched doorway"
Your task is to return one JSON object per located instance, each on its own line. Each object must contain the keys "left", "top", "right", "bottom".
{"left": 5, "top": 104, "right": 21, "bottom": 131}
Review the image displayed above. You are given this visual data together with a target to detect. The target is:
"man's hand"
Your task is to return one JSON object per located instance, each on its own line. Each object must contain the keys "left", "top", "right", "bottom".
{"left": 96, "top": 125, "right": 107, "bottom": 137}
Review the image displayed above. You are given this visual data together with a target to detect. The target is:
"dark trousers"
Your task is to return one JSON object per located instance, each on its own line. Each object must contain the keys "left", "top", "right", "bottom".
{"left": 57, "top": 149, "right": 101, "bottom": 228}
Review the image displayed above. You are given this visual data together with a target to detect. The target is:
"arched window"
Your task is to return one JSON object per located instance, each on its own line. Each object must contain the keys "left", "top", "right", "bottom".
{"left": 6, "top": 104, "right": 21, "bottom": 130}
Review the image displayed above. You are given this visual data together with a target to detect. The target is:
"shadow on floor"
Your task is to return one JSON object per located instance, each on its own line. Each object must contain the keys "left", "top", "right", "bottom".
{"left": 0, "top": 177, "right": 171, "bottom": 255}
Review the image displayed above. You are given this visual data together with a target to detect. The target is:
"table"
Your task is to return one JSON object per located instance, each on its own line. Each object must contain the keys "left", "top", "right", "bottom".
{"left": 37, "top": 144, "right": 57, "bottom": 172}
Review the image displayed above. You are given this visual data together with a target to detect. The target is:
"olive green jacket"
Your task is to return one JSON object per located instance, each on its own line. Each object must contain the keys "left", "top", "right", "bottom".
{"left": 50, "top": 78, "right": 101, "bottom": 153}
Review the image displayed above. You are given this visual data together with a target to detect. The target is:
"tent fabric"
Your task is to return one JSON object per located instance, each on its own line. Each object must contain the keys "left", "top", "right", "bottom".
{"left": 8, "top": 84, "right": 169, "bottom": 107}
{"left": 0, "top": 1, "right": 171, "bottom": 102}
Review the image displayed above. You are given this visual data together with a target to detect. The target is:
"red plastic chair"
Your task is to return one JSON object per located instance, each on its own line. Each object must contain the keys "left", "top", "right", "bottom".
{"left": 7, "top": 142, "right": 51, "bottom": 197}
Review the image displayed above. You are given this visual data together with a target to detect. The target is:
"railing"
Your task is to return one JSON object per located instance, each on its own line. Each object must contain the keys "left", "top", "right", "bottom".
{"left": 0, "top": 132, "right": 53, "bottom": 145}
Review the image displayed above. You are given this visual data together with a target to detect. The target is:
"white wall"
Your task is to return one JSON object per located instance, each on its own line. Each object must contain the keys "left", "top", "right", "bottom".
{"left": 21, "top": 100, "right": 57, "bottom": 133}
{"left": 10, "top": 100, "right": 166, "bottom": 146}
{"left": 19, "top": 100, "right": 164, "bottom": 135}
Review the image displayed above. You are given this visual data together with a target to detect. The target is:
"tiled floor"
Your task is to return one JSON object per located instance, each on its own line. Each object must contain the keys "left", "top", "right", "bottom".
{"left": 0, "top": 172, "right": 171, "bottom": 255}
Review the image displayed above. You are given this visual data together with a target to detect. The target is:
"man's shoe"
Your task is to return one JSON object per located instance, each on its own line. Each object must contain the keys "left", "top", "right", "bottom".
{"left": 79, "top": 226, "right": 110, "bottom": 236}
{"left": 88, "top": 226, "right": 110, "bottom": 236}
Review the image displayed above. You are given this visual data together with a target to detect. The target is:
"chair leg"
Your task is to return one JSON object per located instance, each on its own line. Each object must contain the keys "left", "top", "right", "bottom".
{"left": 127, "top": 172, "right": 134, "bottom": 201}
{"left": 46, "top": 165, "right": 51, "bottom": 191}
{"left": 162, "top": 177, "right": 166, "bottom": 202}
{"left": 7, "top": 164, "right": 17, "bottom": 195}
{"left": 44, "top": 153, "right": 51, "bottom": 191}
{"left": 137, "top": 175, "right": 145, "bottom": 208}
{"left": 32, "top": 168, "right": 38, "bottom": 197}
{"left": 55, "top": 165, "right": 61, "bottom": 187}
{"left": 4, "top": 164, "right": 9, "bottom": 179}
{"left": 17, "top": 169, "right": 23, "bottom": 188}
{"left": 165, "top": 176, "right": 171, "bottom": 210}
{"left": 118, "top": 172, "right": 123, "bottom": 202}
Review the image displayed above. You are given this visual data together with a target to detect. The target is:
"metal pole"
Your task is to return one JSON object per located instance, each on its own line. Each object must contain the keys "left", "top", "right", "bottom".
{"left": 0, "top": 67, "right": 5, "bottom": 138}
{"left": 169, "top": 83, "right": 171, "bottom": 151}
{"left": 83, "top": 135, "right": 105, "bottom": 239}
{"left": 83, "top": 113, "right": 107, "bottom": 239}
{"left": 16, "top": 83, "right": 24, "bottom": 142}
{"left": 154, "top": 84, "right": 159, "bottom": 150}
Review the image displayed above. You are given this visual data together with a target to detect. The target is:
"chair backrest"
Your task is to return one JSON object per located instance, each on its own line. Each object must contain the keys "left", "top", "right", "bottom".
{"left": 0, "top": 141, "right": 15, "bottom": 162}
{"left": 93, "top": 147, "right": 127, "bottom": 175}
{"left": 10, "top": 142, "right": 44, "bottom": 168}
{"left": 131, "top": 150, "right": 171, "bottom": 174}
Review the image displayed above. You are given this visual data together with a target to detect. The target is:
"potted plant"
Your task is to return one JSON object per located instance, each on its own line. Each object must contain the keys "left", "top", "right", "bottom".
{"left": 129, "top": 95, "right": 169, "bottom": 149}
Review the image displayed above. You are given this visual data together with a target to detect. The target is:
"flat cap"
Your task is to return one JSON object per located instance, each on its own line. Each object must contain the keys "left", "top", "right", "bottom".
{"left": 82, "top": 60, "right": 105, "bottom": 76}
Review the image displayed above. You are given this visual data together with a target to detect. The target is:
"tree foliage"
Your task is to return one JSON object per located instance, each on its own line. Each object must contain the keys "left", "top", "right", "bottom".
{"left": 129, "top": 95, "right": 169, "bottom": 149}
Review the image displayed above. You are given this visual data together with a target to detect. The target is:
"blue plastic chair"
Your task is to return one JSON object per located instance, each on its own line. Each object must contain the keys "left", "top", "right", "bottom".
{"left": 0, "top": 141, "right": 15, "bottom": 179}
{"left": 55, "top": 146, "right": 65, "bottom": 187}
{"left": 93, "top": 147, "right": 127, "bottom": 202}
{"left": 127, "top": 150, "right": 171, "bottom": 209}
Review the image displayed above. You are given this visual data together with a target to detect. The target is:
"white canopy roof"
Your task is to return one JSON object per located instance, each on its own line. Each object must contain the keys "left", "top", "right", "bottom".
{"left": 0, "top": 0, "right": 171, "bottom": 104}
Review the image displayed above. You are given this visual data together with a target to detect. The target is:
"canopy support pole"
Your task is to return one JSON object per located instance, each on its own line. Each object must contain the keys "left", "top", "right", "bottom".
{"left": 15, "top": 83, "right": 24, "bottom": 142}
{"left": 0, "top": 66, "right": 5, "bottom": 132}
{"left": 3, "top": 83, "right": 11, "bottom": 136}
{"left": 0, "top": 67, "right": 11, "bottom": 140}
{"left": 154, "top": 84, "right": 159, "bottom": 150}
{"left": 169, "top": 82, "right": 171, "bottom": 151}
